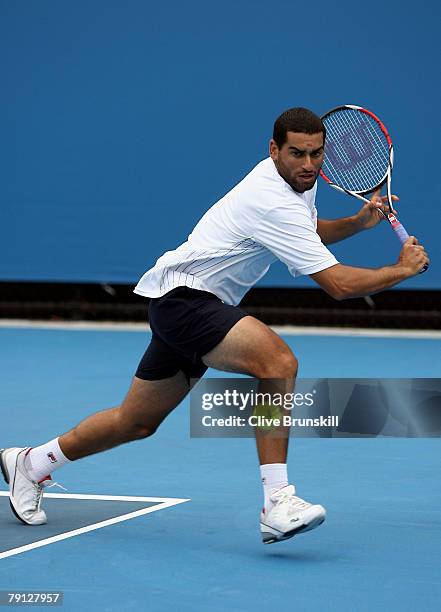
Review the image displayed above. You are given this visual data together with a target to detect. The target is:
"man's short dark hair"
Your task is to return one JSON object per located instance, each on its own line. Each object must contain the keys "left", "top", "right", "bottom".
{"left": 273, "top": 107, "right": 325, "bottom": 149}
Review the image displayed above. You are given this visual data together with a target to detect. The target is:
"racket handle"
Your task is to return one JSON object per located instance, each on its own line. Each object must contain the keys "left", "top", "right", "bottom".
{"left": 388, "top": 214, "right": 429, "bottom": 274}
{"left": 390, "top": 219, "right": 409, "bottom": 245}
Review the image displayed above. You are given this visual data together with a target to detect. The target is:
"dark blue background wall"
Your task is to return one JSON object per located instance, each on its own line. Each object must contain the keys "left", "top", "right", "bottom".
{"left": 1, "top": 0, "right": 440, "bottom": 288}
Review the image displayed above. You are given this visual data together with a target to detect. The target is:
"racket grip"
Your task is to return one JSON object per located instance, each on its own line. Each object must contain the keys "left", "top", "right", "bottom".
{"left": 393, "top": 223, "right": 410, "bottom": 245}
{"left": 389, "top": 216, "right": 429, "bottom": 274}
{"left": 389, "top": 216, "right": 409, "bottom": 245}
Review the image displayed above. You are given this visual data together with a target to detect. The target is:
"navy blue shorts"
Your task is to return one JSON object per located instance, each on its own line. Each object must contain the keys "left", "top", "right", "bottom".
{"left": 135, "top": 286, "right": 248, "bottom": 382}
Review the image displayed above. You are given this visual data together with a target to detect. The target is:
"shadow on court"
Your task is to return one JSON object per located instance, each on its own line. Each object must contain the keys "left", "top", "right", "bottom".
{"left": 0, "top": 495, "right": 161, "bottom": 555}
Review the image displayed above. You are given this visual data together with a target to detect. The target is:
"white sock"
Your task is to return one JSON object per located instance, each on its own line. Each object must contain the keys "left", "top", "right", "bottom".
{"left": 260, "top": 463, "right": 288, "bottom": 511}
{"left": 25, "top": 438, "right": 71, "bottom": 482}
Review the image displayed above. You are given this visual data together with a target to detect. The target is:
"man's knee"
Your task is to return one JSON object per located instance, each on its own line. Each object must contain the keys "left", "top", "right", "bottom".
{"left": 127, "top": 424, "right": 157, "bottom": 441}
{"left": 255, "top": 348, "right": 298, "bottom": 379}
{"left": 116, "top": 410, "right": 158, "bottom": 441}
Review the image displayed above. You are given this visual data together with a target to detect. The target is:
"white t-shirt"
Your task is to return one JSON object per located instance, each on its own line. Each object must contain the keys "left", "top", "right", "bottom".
{"left": 134, "top": 157, "right": 338, "bottom": 306}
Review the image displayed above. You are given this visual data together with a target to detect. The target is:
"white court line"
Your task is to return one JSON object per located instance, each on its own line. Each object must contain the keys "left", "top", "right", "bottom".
{"left": 0, "top": 491, "right": 190, "bottom": 560}
{"left": 0, "top": 319, "right": 148, "bottom": 332}
{"left": 0, "top": 319, "right": 440, "bottom": 339}
{"left": 270, "top": 326, "right": 441, "bottom": 339}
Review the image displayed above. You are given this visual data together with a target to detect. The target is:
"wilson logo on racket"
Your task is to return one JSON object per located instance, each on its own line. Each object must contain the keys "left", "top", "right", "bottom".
{"left": 325, "top": 122, "right": 374, "bottom": 171}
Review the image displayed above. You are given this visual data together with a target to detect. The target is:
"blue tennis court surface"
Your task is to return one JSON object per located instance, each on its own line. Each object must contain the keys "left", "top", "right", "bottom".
{"left": 0, "top": 326, "right": 440, "bottom": 611}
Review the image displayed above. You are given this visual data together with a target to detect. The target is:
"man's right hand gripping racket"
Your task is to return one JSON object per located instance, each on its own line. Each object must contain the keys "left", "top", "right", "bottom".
{"left": 320, "top": 104, "right": 428, "bottom": 273}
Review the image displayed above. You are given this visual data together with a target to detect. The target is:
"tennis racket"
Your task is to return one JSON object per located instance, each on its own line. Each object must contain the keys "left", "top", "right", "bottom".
{"left": 320, "top": 104, "right": 428, "bottom": 272}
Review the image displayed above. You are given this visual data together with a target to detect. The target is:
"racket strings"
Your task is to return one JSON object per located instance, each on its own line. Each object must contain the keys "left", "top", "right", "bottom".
{"left": 324, "top": 111, "right": 387, "bottom": 185}
{"left": 324, "top": 112, "right": 386, "bottom": 189}
{"left": 324, "top": 113, "right": 388, "bottom": 190}
{"left": 322, "top": 109, "right": 390, "bottom": 192}
{"left": 327, "top": 112, "right": 385, "bottom": 186}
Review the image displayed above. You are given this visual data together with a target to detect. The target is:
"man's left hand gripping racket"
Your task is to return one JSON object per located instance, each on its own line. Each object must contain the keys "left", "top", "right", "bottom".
{"left": 320, "top": 104, "right": 428, "bottom": 273}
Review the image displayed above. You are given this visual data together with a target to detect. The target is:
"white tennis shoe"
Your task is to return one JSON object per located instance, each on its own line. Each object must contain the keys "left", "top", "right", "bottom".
{"left": 0, "top": 447, "right": 55, "bottom": 525}
{"left": 260, "top": 485, "right": 326, "bottom": 544}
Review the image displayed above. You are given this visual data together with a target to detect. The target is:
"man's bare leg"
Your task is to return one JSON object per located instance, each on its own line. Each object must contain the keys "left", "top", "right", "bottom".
{"left": 201, "top": 316, "right": 297, "bottom": 464}
{"left": 0, "top": 371, "right": 191, "bottom": 525}
{"left": 202, "top": 316, "right": 325, "bottom": 543}
{"left": 60, "top": 372, "right": 191, "bottom": 460}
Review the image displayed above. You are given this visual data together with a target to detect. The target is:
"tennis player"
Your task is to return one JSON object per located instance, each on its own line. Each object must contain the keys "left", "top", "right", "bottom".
{"left": 1, "top": 108, "right": 429, "bottom": 544}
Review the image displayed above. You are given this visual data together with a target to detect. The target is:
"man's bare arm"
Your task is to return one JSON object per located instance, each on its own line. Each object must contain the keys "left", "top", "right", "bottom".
{"left": 311, "top": 237, "right": 429, "bottom": 300}
{"left": 316, "top": 190, "right": 399, "bottom": 245}
{"left": 316, "top": 217, "right": 361, "bottom": 245}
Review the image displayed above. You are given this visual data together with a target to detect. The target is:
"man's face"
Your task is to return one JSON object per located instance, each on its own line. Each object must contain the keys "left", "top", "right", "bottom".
{"left": 270, "top": 131, "right": 324, "bottom": 193}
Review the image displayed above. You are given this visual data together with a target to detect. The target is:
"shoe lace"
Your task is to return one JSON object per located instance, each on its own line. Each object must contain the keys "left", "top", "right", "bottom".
{"left": 33, "top": 480, "right": 67, "bottom": 512}
{"left": 275, "top": 492, "right": 310, "bottom": 516}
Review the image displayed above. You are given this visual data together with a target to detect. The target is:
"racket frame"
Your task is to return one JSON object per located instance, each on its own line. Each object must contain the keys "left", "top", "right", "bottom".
{"left": 320, "top": 104, "right": 410, "bottom": 245}
{"left": 320, "top": 104, "right": 428, "bottom": 272}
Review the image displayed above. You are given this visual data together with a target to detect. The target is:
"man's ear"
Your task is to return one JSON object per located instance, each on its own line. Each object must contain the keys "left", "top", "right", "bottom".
{"left": 269, "top": 139, "right": 278, "bottom": 161}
